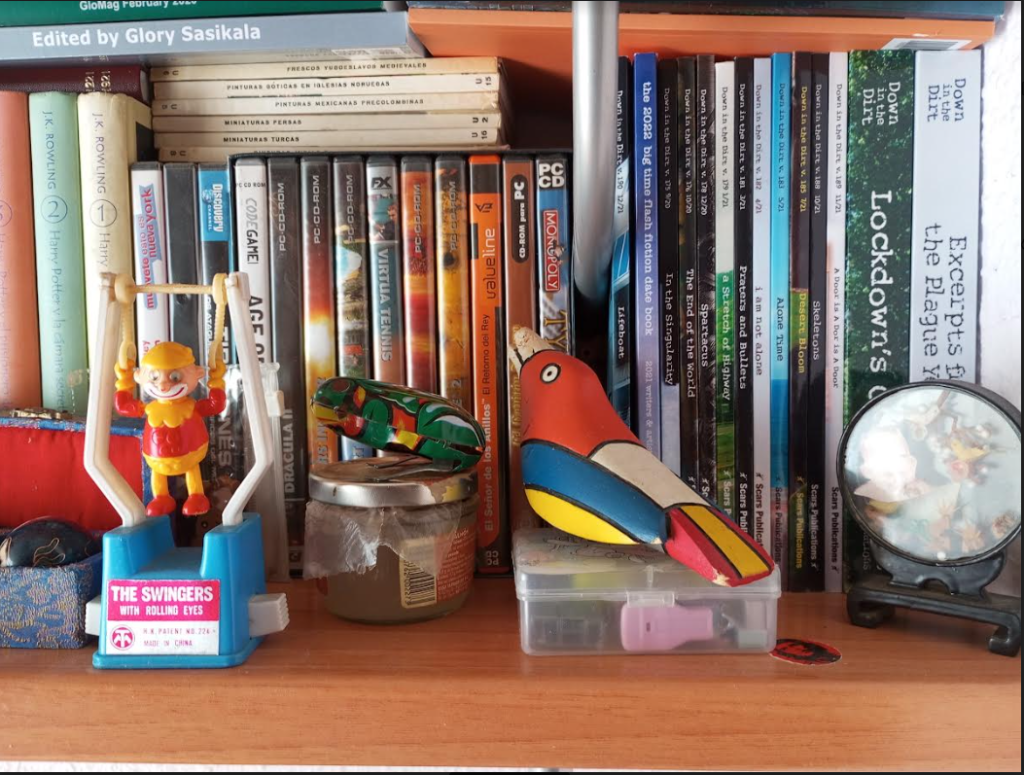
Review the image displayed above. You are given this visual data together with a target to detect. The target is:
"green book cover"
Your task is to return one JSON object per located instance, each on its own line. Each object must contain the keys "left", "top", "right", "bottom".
{"left": 844, "top": 49, "right": 915, "bottom": 581}
{"left": 29, "top": 91, "right": 89, "bottom": 414}
{"left": 715, "top": 62, "right": 736, "bottom": 516}
{"left": 0, "top": 2, "right": 384, "bottom": 27}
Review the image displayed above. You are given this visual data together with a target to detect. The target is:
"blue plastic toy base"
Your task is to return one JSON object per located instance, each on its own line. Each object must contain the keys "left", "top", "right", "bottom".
{"left": 94, "top": 513, "right": 268, "bottom": 670}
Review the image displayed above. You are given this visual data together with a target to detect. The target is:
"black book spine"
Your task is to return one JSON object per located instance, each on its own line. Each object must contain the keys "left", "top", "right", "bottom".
{"left": 734, "top": 57, "right": 756, "bottom": 538}
{"left": 806, "top": 53, "right": 830, "bottom": 591}
{"left": 162, "top": 162, "right": 202, "bottom": 360}
{"left": 788, "top": 53, "right": 813, "bottom": 590}
{"left": 267, "top": 156, "right": 308, "bottom": 576}
{"left": 695, "top": 54, "right": 717, "bottom": 502}
{"left": 678, "top": 56, "right": 700, "bottom": 491}
{"left": 658, "top": 58, "right": 681, "bottom": 475}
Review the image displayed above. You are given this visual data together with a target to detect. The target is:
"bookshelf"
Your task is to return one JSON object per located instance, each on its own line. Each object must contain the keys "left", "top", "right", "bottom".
{"left": 2, "top": 579, "right": 1020, "bottom": 770}
{"left": 1, "top": 2, "right": 1020, "bottom": 769}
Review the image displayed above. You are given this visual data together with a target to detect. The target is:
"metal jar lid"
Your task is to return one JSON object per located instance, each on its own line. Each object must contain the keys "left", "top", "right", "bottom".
{"left": 309, "top": 454, "right": 478, "bottom": 509}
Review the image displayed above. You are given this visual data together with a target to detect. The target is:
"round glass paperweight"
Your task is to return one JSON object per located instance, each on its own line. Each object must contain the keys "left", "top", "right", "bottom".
{"left": 839, "top": 382, "right": 1021, "bottom": 566}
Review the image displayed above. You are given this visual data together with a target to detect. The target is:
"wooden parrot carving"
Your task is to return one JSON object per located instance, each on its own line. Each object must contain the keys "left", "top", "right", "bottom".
{"left": 511, "top": 327, "right": 774, "bottom": 587}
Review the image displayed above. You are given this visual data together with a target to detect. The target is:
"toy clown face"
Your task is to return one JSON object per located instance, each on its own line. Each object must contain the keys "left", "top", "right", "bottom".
{"left": 134, "top": 342, "right": 206, "bottom": 402}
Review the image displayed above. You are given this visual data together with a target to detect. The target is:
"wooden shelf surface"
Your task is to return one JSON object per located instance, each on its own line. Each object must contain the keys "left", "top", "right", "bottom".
{"left": 2, "top": 580, "right": 1019, "bottom": 770}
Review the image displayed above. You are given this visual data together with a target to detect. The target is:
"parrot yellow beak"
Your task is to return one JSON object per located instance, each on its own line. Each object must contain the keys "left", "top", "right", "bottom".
{"left": 509, "top": 326, "right": 556, "bottom": 376}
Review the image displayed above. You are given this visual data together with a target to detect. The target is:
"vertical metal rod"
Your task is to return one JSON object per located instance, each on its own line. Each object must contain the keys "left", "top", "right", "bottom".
{"left": 572, "top": 0, "right": 620, "bottom": 306}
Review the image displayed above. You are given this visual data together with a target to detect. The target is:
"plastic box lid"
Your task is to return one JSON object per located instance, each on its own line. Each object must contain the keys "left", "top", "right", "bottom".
{"left": 514, "top": 529, "right": 782, "bottom": 604}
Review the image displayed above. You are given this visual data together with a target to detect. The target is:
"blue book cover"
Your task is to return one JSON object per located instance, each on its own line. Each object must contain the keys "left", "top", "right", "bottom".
{"left": 633, "top": 52, "right": 661, "bottom": 457}
{"left": 608, "top": 55, "right": 632, "bottom": 428}
{"left": 769, "top": 53, "right": 791, "bottom": 579}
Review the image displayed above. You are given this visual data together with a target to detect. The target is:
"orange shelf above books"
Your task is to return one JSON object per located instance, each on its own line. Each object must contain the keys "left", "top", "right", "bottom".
{"left": 409, "top": 8, "right": 994, "bottom": 110}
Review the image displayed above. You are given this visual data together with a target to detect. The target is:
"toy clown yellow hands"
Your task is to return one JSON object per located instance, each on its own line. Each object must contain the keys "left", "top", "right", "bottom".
{"left": 511, "top": 327, "right": 775, "bottom": 588}
{"left": 113, "top": 341, "right": 227, "bottom": 518}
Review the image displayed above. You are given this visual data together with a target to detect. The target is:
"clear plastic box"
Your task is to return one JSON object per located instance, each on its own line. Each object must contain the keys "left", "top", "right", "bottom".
{"left": 514, "top": 529, "right": 781, "bottom": 656}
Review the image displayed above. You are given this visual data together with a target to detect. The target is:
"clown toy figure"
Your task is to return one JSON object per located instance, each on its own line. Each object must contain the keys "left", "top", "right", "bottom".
{"left": 114, "top": 342, "right": 226, "bottom": 517}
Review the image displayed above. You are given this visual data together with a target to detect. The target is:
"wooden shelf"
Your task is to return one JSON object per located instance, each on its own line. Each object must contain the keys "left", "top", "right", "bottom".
{"left": 410, "top": 8, "right": 995, "bottom": 113}
{"left": 2, "top": 579, "right": 1019, "bottom": 770}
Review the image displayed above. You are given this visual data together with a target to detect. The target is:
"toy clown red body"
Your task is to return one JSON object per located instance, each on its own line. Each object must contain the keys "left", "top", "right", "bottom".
{"left": 114, "top": 341, "right": 226, "bottom": 517}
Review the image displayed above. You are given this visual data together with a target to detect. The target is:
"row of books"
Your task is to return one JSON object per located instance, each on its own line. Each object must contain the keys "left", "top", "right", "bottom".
{"left": 150, "top": 57, "right": 510, "bottom": 163}
{"left": 225, "top": 152, "right": 571, "bottom": 573}
{"left": 614, "top": 49, "right": 981, "bottom": 591}
{"left": 0, "top": 89, "right": 153, "bottom": 415}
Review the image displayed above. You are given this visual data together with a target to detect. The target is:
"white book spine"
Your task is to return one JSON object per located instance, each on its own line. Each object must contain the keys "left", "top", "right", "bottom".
{"left": 154, "top": 72, "right": 500, "bottom": 100}
{"left": 752, "top": 57, "right": 773, "bottom": 552}
{"left": 152, "top": 91, "right": 502, "bottom": 117}
{"left": 233, "top": 159, "right": 272, "bottom": 365}
{"left": 130, "top": 163, "right": 171, "bottom": 359}
{"left": 150, "top": 57, "right": 500, "bottom": 82}
{"left": 153, "top": 111, "right": 502, "bottom": 133}
{"left": 825, "top": 52, "right": 849, "bottom": 593}
{"left": 155, "top": 126, "right": 501, "bottom": 149}
{"left": 79, "top": 92, "right": 135, "bottom": 359}
{"left": 910, "top": 50, "right": 982, "bottom": 384}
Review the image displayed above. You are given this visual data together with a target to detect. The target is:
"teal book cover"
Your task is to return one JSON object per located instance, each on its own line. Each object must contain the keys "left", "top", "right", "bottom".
{"left": 29, "top": 91, "right": 88, "bottom": 414}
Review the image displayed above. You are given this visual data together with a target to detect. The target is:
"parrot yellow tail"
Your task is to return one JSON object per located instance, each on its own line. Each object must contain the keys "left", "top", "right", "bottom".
{"left": 665, "top": 505, "right": 775, "bottom": 587}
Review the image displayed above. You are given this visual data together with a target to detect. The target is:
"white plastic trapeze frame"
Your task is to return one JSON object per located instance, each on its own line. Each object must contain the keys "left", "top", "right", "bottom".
{"left": 83, "top": 272, "right": 274, "bottom": 528}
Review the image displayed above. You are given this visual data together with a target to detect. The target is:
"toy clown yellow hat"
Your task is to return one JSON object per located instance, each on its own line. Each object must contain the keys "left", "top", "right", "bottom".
{"left": 141, "top": 341, "right": 196, "bottom": 370}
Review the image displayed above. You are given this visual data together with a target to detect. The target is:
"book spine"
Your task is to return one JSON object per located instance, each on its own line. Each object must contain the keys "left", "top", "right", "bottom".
{"left": 163, "top": 163, "right": 203, "bottom": 359}
{"left": 233, "top": 158, "right": 272, "bottom": 364}
{"left": 152, "top": 92, "right": 500, "bottom": 117}
{"left": 715, "top": 60, "right": 735, "bottom": 517}
{"left": 658, "top": 59, "right": 681, "bottom": 476}
{"left": 151, "top": 56, "right": 499, "bottom": 82}
{"left": 28, "top": 91, "right": 88, "bottom": 414}
{"left": 401, "top": 156, "right": 438, "bottom": 393}
{"left": 843, "top": 49, "right": 917, "bottom": 581}
{"left": 197, "top": 162, "right": 242, "bottom": 484}
{"left": 0, "top": 65, "right": 148, "bottom": 102}
{"left": 130, "top": 162, "right": 171, "bottom": 359}
{"left": 789, "top": 53, "right": 813, "bottom": 590}
{"left": 752, "top": 57, "right": 773, "bottom": 552}
{"left": 609, "top": 56, "right": 633, "bottom": 428}
{"left": 301, "top": 156, "right": 338, "bottom": 466}
{"left": 633, "top": 52, "right": 662, "bottom": 457}
{"left": 678, "top": 56, "right": 700, "bottom": 491}
{"left": 268, "top": 156, "right": 309, "bottom": 574}
{"left": 332, "top": 156, "right": 373, "bottom": 461}
{"left": 434, "top": 155, "right": 473, "bottom": 411}
{"left": 0, "top": 12, "right": 423, "bottom": 63}
{"left": 695, "top": 55, "right": 717, "bottom": 501}
{"left": 909, "top": 51, "right": 981, "bottom": 384}
{"left": 78, "top": 92, "right": 135, "bottom": 356}
{"left": 469, "top": 154, "right": 508, "bottom": 573}
{"left": 366, "top": 156, "right": 406, "bottom": 386}
{"left": 154, "top": 72, "right": 501, "bottom": 100}
{"left": 1, "top": 2, "right": 386, "bottom": 27}
{"left": 537, "top": 154, "right": 572, "bottom": 354}
{"left": 154, "top": 126, "right": 501, "bottom": 150}
{"left": 770, "top": 53, "right": 792, "bottom": 580}
{"left": 503, "top": 155, "right": 539, "bottom": 534}
{"left": 734, "top": 58, "right": 755, "bottom": 538}
{"left": 0, "top": 92, "right": 41, "bottom": 409}
{"left": 153, "top": 111, "right": 503, "bottom": 133}
{"left": 844, "top": 50, "right": 916, "bottom": 583}
{"left": 806, "top": 53, "right": 830, "bottom": 592}
{"left": 825, "top": 52, "right": 849, "bottom": 593}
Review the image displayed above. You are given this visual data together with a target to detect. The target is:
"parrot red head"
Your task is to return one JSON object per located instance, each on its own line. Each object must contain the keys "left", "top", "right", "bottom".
{"left": 511, "top": 327, "right": 638, "bottom": 456}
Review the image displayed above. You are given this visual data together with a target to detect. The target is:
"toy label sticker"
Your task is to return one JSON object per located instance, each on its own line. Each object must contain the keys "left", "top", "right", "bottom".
{"left": 106, "top": 580, "right": 220, "bottom": 656}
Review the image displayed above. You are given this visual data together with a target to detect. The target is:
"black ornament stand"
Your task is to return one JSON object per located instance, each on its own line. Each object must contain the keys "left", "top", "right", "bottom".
{"left": 847, "top": 543, "right": 1021, "bottom": 657}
